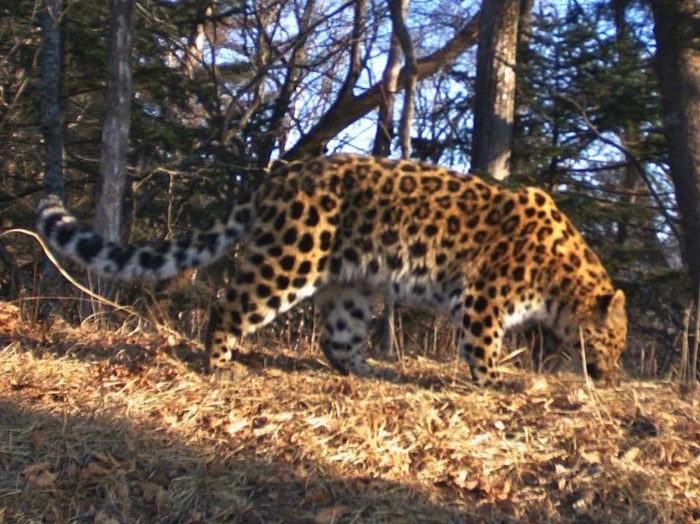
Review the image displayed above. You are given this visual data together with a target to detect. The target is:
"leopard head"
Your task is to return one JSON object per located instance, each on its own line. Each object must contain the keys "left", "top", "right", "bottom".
{"left": 579, "top": 289, "right": 628, "bottom": 381}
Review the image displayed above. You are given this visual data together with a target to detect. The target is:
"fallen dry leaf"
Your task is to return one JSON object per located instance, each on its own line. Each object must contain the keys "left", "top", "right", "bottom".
{"left": 93, "top": 510, "right": 121, "bottom": 524}
{"left": 22, "top": 463, "right": 57, "bottom": 489}
{"left": 452, "top": 470, "right": 480, "bottom": 491}
{"left": 304, "top": 487, "right": 332, "bottom": 505}
{"left": 2, "top": 321, "right": 699, "bottom": 523}
{"left": 314, "top": 505, "right": 350, "bottom": 524}
{"left": 81, "top": 461, "right": 112, "bottom": 480}
{"left": 29, "top": 430, "right": 47, "bottom": 449}
{"left": 580, "top": 450, "right": 601, "bottom": 464}
{"left": 141, "top": 481, "right": 168, "bottom": 512}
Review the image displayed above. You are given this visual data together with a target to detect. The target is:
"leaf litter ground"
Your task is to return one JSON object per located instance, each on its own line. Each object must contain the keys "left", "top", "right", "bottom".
{"left": 0, "top": 303, "right": 698, "bottom": 523}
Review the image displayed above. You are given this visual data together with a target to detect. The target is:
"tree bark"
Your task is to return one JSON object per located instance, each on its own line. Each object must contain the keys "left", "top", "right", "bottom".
{"left": 372, "top": 44, "right": 401, "bottom": 156}
{"left": 471, "top": 0, "right": 519, "bottom": 181}
{"left": 649, "top": 0, "right": 700, "bottom": 290}
{"left": 517, "top": 0, "right": 534, "bottom": 44}
{"left": 95, "top": 0, "right": 134, "bottom": 243}
{"left": 284, "top": 13, "right": 480, "bottom": 160}
{"left": 39, "top": 0, "right": 64, "bottom": 199}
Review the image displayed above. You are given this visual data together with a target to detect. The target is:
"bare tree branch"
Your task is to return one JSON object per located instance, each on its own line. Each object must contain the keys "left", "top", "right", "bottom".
{"left": 284, "top": 12, "right": 480, "bottom": 160}
{"left": 338, "top": 0, "right": 367, "bottom": 101}
{"left": 258, "top": 0, "right": 317, "bottom": 165}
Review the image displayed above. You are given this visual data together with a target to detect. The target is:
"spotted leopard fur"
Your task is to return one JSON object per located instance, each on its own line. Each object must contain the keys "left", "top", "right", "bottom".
{"left": 37, "top": 154, "right": 627, "bottom": 385}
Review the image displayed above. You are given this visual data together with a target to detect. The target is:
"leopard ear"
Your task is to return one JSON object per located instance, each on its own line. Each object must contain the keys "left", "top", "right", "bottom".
{"left": 597, "top": 289, "right": 625, "bottom": 315}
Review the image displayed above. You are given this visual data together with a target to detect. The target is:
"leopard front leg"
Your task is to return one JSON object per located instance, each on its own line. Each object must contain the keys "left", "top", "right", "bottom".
{"left": 456, "top": 293, "right": 505, "bottom": 387}
{"left": 315, "top": 284, "right": 375, "bottom": 377}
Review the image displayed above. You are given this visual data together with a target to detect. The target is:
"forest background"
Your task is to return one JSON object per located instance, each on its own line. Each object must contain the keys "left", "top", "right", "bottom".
{"left": 1, "top": 0, "right": 700, "bottom": 521}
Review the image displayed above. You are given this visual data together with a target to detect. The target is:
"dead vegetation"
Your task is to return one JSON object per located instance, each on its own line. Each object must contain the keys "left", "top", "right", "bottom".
{"left": 0, "top": 302, "right": 698, "bottom": 523}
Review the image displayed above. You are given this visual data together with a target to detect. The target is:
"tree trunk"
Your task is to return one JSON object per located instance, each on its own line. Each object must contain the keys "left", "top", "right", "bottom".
{"left": 389, "top": 0, "right": 417, "bottom": 160}
{"left": 372, "top": 0, "right": 417, "bottom": 358}
{"left": 649, "top": 0, "right": 700, "bottom": 290}
{"left": 517, "top": 0, "right": 534, "bottom": 44}
{"left": 95, "top": 0, "right": 134, "bottom": 243}
{"left": 372, "top": 0, "right": 405, "bottom": 356}
{"left": 472, "top": 0, "right": 519, "bottom": 181}
{"left": 39, "top": 0, "right": 64, "bottom": 199}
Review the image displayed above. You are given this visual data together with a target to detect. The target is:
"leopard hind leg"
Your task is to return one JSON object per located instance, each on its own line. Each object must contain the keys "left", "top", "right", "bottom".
{"left": 315, "top": 284, "right": 375, "bottom": 376}
{"left": 206, "top": 247, "right": 320, "bottom": 372}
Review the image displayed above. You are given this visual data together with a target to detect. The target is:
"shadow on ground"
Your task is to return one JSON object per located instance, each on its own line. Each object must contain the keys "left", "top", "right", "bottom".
{"left": 0, "top": 398, "right": 478, "bottom": 523}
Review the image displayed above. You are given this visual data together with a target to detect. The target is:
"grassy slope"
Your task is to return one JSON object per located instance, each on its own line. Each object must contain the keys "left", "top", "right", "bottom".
{"left": 0, "top": 303, "right": 698, "bottom": 523}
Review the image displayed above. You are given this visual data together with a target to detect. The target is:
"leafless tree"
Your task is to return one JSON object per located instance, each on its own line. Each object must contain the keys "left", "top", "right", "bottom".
{"left": 285, "top": 11, "right": 480, "bottom": 160}
{"left": 94, "top": 0, "right": 135, "bottom": 243}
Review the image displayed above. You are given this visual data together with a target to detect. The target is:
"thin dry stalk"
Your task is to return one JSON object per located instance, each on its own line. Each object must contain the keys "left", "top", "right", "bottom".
{"left": 680, "top": 305, "right": 691, "bottom": 385}
{"left": 395, "top": 310, "right": 406, "bottom": 375}
{"left": 3, "top": 228, "right": 196, "bottom": 348}
{"left": 3, "top": 228, "right": 136, "bottom": 315}
{"left": 499, "top": 346, "right": 529, "bottom": 365}
{"left": 30, "top": 254, "right": 42, "bottom": 322}
{"left": 431, "top": 314, "right": 438, "bottom": 356}
{"left": 578, "top": 326, "right": 607, "bottom": 424}
{"left": 692, "top": 286, "right": 699, "bottom": 386}
{"left": 537, "top": 322, "right": 544, "bottom": 373}
{"left": 579, "top": 326, "right": 591, "bottom": 387}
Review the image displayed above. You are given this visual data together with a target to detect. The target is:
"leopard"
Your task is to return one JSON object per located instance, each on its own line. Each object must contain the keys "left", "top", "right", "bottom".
{"left": 37, "top": 154, "right": 628, "bottom": 386}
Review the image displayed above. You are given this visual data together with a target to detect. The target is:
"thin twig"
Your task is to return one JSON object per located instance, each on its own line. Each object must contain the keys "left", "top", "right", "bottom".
{"left": 693, "top": 287, "right": 700, "bottom": 386}
{"left": 0, "top": 228, "right": 190, "bottom": 343}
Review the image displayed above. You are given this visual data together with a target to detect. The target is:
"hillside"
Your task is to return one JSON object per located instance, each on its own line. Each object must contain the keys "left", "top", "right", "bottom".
{"left": 0, "top": 303, "right": 698, "bottom": 523}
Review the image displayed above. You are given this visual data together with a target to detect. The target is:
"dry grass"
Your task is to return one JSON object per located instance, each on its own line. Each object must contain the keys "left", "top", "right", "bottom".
{"left": 1, "top": 302, "right": 698, "bottom": 523}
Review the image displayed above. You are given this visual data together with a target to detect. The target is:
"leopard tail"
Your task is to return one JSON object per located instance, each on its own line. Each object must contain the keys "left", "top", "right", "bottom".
{"left": 36, "top": 194, "right": 253, "bottom": 281}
